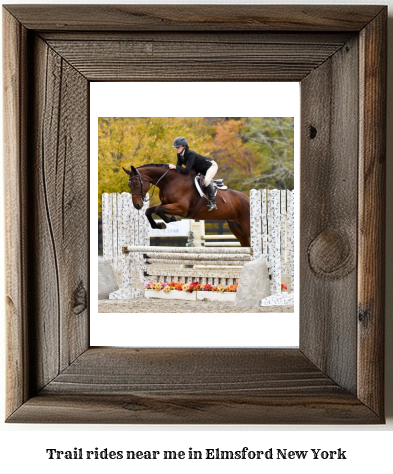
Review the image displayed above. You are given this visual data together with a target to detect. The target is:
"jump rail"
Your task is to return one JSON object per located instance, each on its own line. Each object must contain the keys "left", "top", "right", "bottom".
{"left": 121, "top": 245, "right": 252, "bottom": 286}
{"left": 201, "top": 234, "right": 241, "bottom": 247}
{"left": 103, "top": 189, "right": 294, "bottom": 306}
{"left": 122, "top": 245, "right": 252, "bottom": 254}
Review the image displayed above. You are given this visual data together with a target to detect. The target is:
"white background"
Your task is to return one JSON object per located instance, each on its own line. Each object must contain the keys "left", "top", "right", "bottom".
{"left": 90, "top": 82, "right": 300, "bottom": 348}
{"left": 1, "top": 0, "right": 392, "bottom": 473}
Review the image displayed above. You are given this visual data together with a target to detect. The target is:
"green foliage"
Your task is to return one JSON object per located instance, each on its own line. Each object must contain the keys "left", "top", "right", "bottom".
{"left": 98, "top": 117, "right": 294, "bottom": 215}
{"left": 241, "top": 117, "right": 294, "bottom": 190}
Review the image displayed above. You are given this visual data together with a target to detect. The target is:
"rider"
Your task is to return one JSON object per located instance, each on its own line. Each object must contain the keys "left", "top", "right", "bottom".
{"left": 168, "top": 137, "right": 218, "bottom": 211}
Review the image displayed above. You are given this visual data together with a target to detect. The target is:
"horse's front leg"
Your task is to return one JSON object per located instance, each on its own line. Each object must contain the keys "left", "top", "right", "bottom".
{"left": 145, "top": 206, "right": 166, "bottom": 229}
{"left": 154, "top": 203, "right": 188, "bottom": 226}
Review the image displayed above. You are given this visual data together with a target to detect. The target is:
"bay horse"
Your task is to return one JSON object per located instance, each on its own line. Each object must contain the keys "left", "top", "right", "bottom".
{"left": 123, "top": 164, "right": 250, "bottom": 247}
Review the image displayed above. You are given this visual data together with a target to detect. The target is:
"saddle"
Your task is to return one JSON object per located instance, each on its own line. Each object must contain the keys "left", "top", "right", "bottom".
{"left": 185, "top": 173, "right": 227, "bottom": 219}
{"left": 195, "top": 173, "right": 227, "bottom": 199}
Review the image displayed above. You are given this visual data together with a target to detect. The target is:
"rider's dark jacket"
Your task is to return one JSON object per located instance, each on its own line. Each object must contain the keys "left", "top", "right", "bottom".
{"left": 176, "top": 149, "right": 213, "bottom": 175}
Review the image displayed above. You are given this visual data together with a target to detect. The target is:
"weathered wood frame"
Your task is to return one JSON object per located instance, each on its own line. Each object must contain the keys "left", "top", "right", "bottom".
{"left": 3, "top": 5, "right": 386, "bottom": 424}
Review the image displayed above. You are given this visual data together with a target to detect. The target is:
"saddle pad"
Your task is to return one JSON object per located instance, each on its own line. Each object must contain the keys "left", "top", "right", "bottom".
{"left": 195, "top": 174, "right": 227, "bottom": 197}
{"left": 213, "top": 179, "right": 227, "bottom": 189}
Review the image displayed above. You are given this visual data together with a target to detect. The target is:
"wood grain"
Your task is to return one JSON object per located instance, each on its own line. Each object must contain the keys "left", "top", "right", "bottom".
{"left": 9, "top": 392, "right": 378, "bottom": 425}
{"left": 3, "top": 5, "right": 384, "bottom": 32}
{"left": 358, "top": 9, "right": 387, "bottom": 417}
{"left": 300, "top": 36, "right": 359, "bottom": 394}
{"left": 44, "top": 348, "right": 339, "bottom": 395}
{"left": 40, "top": 31, "right": 353, "bottom": 44}
{"left": 3, "top": 8, "right": 29, "bottom": 417}
{"left": 29, "top": 36, "right": 90, "bottom": 389}
{"left": 45, "top": 38, "right": 347, "bottom": 82}
{"left": 7, "top": 348, "right": 379, "bottom": 424}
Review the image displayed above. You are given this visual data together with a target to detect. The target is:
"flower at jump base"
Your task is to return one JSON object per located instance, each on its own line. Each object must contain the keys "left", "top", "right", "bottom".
{"left": 163, "top": 285, "right": 171, "bottom": 293}
{"left": 281, "top": 282, "right": 288, "bottom": 291}
{"left": 188, "top": 282, "right": 200, "bottom": 293}
{"left": 217, "top": 284, "right": 225, "bottom": 293}
{"left": 155, "top": 282, "right": 162, "bottom": 291}
{"left": 182, "top": 284, "right": 190, "bottom": 292}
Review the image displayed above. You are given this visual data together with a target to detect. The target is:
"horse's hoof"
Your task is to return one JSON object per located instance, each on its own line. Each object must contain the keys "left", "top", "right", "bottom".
{"left": 159, "top": 222, "right": 167, "bottom": 229}
{"left": 172, "top": 215, "right": 181, "bottom": 221}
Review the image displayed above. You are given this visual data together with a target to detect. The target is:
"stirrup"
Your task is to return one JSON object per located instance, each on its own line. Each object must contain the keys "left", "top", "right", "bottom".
{"left": 206, "top": 201, "right": 217, "bottom": 211}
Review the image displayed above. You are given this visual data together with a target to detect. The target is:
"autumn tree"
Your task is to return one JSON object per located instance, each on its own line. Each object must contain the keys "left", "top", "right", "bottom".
{"left": 240, "top": 117, "right": 294, "bottom": 190}
{"left": 205, "top": 118, "right": 270, "bottom": 192}
{"left": 98, "top": 117, "right": 211, "bottom": 212}
{"left": 98, "top": 116, "right": 294, "bottom": 215}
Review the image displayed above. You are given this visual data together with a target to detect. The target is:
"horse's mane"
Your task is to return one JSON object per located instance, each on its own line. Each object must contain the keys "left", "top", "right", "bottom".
{"left": 135, "top": 162, "right": 198, "bottom": 179}
{"left": 137, "top": 163, "right": 168, "bottom": 169}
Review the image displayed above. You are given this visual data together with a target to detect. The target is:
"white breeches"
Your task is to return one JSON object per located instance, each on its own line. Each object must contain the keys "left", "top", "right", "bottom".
{"left": 204, "top": 161, "right": 218, "bottom": 186}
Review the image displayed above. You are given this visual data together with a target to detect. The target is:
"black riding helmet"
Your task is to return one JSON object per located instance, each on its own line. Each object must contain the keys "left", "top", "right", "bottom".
{"left": 172, "top": 137, "right": 188, "bottom": 148}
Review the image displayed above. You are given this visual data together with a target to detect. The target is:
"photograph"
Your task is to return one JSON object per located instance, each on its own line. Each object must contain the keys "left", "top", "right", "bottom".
{"left": 97, "top": 116, "right": 295, "bottom": 315}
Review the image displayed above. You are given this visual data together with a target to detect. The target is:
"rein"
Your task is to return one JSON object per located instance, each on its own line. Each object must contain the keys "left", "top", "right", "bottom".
{"left": 129, "top": 167, "right": 170, "bottom": 202}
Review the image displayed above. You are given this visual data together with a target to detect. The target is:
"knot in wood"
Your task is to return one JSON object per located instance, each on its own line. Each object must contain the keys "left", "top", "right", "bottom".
{"left": 309, "top": 125, "right": 317, "bottom": 139}
{"left": 308, "top": 228, "right": 355, "bottom": 279}
{"left": 73, "top": 281, "right": 87, "bottom": 315}
{"left": 358, "top": 307, "right": 370, "bottom": 325}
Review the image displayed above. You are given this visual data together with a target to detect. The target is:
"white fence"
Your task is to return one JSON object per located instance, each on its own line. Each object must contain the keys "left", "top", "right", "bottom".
{"left": 102, "top": 192, "right": 149, "bottom": 272}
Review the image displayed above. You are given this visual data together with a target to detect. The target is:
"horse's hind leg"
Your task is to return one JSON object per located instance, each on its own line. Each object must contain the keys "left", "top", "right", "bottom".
{"left": 157, "top": 213, "right": 180, "bottom": 225}
{"left": 226, "top": 220, "right": 251, "bottom": 247}
{"left": 167, "top": 215, "right": 181, "bottom": 223}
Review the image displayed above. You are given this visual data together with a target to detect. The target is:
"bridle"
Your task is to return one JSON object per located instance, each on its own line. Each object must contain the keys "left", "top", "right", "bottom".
{"left": 128, "top": 167, "right": 170, "bottom": 202}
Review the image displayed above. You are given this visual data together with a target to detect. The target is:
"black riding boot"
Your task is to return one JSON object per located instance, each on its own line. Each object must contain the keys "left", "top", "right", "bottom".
{"left": 206, "top": 182, "right": 217, "bottom": 211}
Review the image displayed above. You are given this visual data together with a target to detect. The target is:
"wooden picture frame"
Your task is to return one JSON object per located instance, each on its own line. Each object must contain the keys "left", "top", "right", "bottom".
{"left": 3, "top": 5, "right": 386, "bottom": 424}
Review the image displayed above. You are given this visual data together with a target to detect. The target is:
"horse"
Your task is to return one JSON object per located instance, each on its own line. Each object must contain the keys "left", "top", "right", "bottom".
{"left": 123, "top": 164, "right": 251, "bottom": 247}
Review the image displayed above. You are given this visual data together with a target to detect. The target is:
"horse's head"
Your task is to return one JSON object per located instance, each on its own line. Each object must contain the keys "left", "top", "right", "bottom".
{"left": 123, "top": 166, "right": 151, "bottom": 210}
